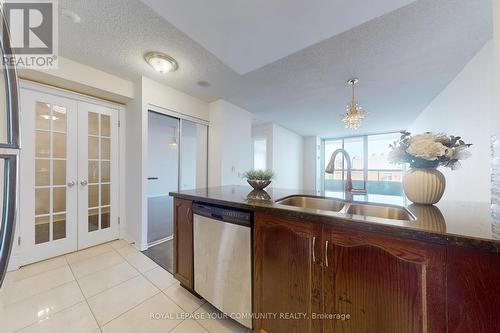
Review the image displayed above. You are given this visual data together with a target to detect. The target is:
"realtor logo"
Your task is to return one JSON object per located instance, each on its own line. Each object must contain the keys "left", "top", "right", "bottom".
{"left": 2, "top": 0, "right": 58, "bottom": 68}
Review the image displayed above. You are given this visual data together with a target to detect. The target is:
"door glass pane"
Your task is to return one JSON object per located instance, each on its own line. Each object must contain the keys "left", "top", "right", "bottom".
{"left": 101, "top": 207, "right": 110, "bottom": 229}
{"left": 87, "top": 111, "right": 113, "bottom": 233}
{"left": 52, "top": 105, "right": 67, "bottom": 132}
{"left": 88, "top": 208, "right": 99, "bottom": 232}
{"left": 52, "top": 133, "right": 66, "bottom": 158}
{"left": 35, "top": 216, "right": 50, "bottom": 244}
{"left": 88, "top": 184, "right": 99, "bottom": 208}
{"left": 101, "top": 184, "right": 110, "bottom": 206}
{"left": 88, "top": 112, "right": 99, "bottom": 136}
{"left": 35, "top": 159, "right": 50, "bottom": 186}
{"left": 88, "top": 161, "right": 99, "bottom": 183}
{"left": 101, "top": 138, "right": 110, "bottom": 160}
{"left": 344, "top": 137, "right": 365, "bottom": 190}
{"left": 147, "top": 112, "right": 179, "bottom": 245}
{"left": 53, "top": 187, "right": 66, "bottom": 213}
{"left": 53, "top": 160, "right": 66, "bottom": 185}
{"left": 180, "top": 120, "right": 208, "bottom": 190}
{"left": 33, "top": 99, "right": 71, "bottom": 245}
{"left": 88, "top": 137, "right": 99, "bottom": 159}
{"left": 101, "top": 115, "right": 110, "bottom": 137}
{"left": 35, "top": 131, "right": 50, "bottom": 157}
{"left": 101, "top": 161, "right": 110, "bottom": 182}
{"left": 35, "top": 188, "right": 50, "bottom": 215}
{"left": 35, "top": 103, "right": 50, "bottom": 130}
{"left": 53, "top": 214, "right": 66, "bottom": 240}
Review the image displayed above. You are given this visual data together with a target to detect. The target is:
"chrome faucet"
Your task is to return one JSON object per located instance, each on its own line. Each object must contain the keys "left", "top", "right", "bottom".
{"left": 325, "top": 148, "right": 367, "bottom": 199}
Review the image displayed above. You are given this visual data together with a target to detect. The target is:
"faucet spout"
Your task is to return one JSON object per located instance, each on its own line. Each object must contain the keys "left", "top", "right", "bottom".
{"left": 325, "top": 149, "right": 353, "bottom": 192}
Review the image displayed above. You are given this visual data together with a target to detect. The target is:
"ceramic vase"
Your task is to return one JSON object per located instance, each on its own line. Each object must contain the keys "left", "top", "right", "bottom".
{"left": 403, "top": 168, "right": 446, "bottom": 205}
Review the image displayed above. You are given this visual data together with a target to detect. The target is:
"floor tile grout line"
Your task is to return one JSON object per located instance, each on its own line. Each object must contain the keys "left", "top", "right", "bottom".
{"left": 66, "top": 255, "right": 102, "bottom": 332}
{"left": 1, "top": 266, "right": 76, "bottom": 307}
{"left": 10, "top": 242, "right": 117, "bottom": 283}
{"left": 6, "top": 280, "right": 85, "bottom": 333}
{"left": 69, "top": 249, "right": 128, "bottom": 280}
{"left": 96, "top": 288, "right": 162, "bottom": 328}
{"left": 11, "top": 300, "right": 91, "bottom": 333}
{"left": 80, "top": 266, "right": 141, "bottom": 300}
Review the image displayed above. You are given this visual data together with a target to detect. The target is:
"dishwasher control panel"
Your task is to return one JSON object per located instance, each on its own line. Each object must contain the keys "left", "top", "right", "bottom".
{"left": 193, "top": 202, "right": 252, "bottom": 227}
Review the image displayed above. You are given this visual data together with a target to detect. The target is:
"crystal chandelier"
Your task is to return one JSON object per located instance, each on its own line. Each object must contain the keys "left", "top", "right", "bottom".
{"left": 341, "top": 78, "right": 367, "bottom": 130}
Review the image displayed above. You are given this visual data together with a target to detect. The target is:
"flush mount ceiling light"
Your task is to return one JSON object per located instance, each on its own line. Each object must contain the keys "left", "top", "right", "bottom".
{"left": 144, "top": 52, "right": 179, "bottom": 74}
{"left": 341, "top": 78, "right": 367, "bottom": 130}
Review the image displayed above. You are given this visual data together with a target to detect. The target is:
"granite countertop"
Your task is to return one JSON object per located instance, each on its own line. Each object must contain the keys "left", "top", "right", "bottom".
{"left": 170, "top": 185, "right": 500, "bottom": 253}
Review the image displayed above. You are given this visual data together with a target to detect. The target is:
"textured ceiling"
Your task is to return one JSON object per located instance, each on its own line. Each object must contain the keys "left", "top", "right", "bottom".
{"left": 139, "top": 0, "right": 416, "bottom": 74}
{"left": 58, "top": 0, "right": 492, "bottom": 137}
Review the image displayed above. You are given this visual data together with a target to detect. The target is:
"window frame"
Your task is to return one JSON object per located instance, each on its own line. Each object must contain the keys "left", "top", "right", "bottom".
{"left": 321, "top": 131, "right": 404, "bottom": 195}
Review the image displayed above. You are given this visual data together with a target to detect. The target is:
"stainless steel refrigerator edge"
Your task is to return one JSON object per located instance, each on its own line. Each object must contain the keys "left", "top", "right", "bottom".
{"left": 0, "top": 4, "right": 20, "bottom": 287}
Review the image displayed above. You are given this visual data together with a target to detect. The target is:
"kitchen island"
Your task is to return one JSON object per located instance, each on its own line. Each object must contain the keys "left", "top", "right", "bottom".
{"left": 170, "top": 185, "right": 500, "bottom": 333}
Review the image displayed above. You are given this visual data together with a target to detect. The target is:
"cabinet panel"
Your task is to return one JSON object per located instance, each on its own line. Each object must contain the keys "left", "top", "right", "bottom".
{"left": 447, "top": 246, "right": 500, "bottom": 333}
{"left": 254, "top": 211, "right": 322, "bottom": 333}
{"left": 323, "top": 226, "right": 446, "bottom": 333}
{"left": 173, "top": 198, "right": 194, "bottom": 291}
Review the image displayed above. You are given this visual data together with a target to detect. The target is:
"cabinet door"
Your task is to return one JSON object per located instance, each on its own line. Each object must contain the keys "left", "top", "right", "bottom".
{"left": 323, "top": 226, "right": 445, "bottom": 333}
{"left": 447, "top": 246, "right": 500, "bottom": 332}
{"left": 254, "top": 211, "right": 322, "bottom": 333}
{"left": 173, "top": 198, "right": 194, "bottom": 290}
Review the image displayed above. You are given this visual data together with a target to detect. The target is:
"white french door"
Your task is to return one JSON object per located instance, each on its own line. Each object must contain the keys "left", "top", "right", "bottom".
{"left": 20, "top": 88, "right": 119, "bottom": 264}
{"left": 77, "top": 102, "right": 119, "bottom": 249}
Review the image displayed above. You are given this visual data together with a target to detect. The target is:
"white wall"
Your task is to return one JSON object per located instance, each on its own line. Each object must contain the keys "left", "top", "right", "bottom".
{"left": 251, "top": 123, "right": 274, "bottom": 170}
{"left": 251, "top": 123, "right": 305, "bottom": 189}
{"left": 409, "top": 40, "right": 493, "bottom": 203}
{"left": 19, "top": 57, "right": 134, "bottom": 103}
{"left": 303, "top": 136, "right": 321, "bottom": 193}
{"left": 209, "top": 100, "right": 252, "bottom": 186}
{"left": 272, "top": 125, "right": 304, "bottom": 189}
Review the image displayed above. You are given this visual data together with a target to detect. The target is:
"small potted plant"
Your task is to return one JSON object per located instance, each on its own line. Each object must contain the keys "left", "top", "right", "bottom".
{"left": 389, "top": 131, "right": 472, "bottom": 205}
{"left": 242, "top": 169, "right": 274, "bottom": 191}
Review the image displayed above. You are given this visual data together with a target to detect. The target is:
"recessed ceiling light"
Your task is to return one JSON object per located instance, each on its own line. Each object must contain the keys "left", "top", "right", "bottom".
{"left": 197, "top": 80, "right": 211, "bottom": 87}
{"left": 144, "top": 52, "right": 178, "bottom": 74}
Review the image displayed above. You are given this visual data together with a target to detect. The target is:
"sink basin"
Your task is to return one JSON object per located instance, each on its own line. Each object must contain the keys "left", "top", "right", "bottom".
{"left": 346, "top": 203, "right": 415, "bottom": 221}
{"left": 276, "top": 196, "right": 345, "bottom": 212}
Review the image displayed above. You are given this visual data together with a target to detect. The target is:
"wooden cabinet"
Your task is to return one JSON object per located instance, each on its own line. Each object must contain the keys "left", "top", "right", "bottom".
{"left": 254, "top": 211, "right": 446, "bottom": 333}
{"left": 173, "top": 198, "right": 194, "bottom": 291}
{"left": 254, "top": 211, "right": 322, "bottom": 333}
{"left": 323, "top": 225, "right": 446, "bottom": 333}
{"left": 447, "top": 246, "right": 500, "bottom": 333}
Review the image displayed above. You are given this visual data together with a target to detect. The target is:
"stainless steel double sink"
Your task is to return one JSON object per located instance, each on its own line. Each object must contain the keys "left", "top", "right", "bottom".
{"left": 275, "top": 195, "right": 415, "bottom": 221}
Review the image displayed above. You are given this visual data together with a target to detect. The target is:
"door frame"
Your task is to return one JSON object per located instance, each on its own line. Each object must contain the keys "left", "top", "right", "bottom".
{"left": 17, "top": 80, "right": 126, "bottom": 266}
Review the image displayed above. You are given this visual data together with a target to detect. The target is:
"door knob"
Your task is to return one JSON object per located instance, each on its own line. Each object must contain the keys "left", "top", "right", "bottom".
{"left": 80, "top": 180, "right": 88, "bottom": 186}
{"left": 67, "top": 181, "right": 75, "bottom": 187}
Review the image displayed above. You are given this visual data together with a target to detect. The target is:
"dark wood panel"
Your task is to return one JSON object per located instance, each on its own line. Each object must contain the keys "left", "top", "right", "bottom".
{"left": 173, "top": 198, "right": 194, "bottom": 291}
{"left": 323, "top": 226, "right": 446, "bottom": 333}
{"left": 254, "top": 211, "right": 322, "bottom": 333}
{"left": 447, "top": 246, "right": 500, "bottom": 332}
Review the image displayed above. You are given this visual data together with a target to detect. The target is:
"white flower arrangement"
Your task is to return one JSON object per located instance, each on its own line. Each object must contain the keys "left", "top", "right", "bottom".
{"left": 389, "top": 132, "right": 472, "bottom": 169}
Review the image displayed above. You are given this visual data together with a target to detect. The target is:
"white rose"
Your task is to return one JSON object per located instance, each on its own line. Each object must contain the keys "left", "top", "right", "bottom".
{"left": 406, "top": 140, "right": 448, "bottom": 161}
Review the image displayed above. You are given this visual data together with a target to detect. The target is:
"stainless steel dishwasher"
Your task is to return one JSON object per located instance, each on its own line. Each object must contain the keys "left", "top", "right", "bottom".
{"left": 193, "top": 203, "right": 252, "bottom": 329}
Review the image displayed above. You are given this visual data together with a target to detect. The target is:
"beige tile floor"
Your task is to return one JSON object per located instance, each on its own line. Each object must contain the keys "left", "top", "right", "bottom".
{"left": 0, "top": 240, "right": 251, "bottom": 333}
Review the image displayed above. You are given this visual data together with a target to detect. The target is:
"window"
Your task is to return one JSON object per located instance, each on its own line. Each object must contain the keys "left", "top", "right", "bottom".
{"left": 323, "top": 132, "right": 404, "bottom": 196}
{"left": 253, "top": 137, "right": 267, "bottom": 170}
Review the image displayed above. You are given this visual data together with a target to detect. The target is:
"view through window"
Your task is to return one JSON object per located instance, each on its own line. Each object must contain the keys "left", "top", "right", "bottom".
{"left": 323, "top": 132, "right": 404, "bottom": 196}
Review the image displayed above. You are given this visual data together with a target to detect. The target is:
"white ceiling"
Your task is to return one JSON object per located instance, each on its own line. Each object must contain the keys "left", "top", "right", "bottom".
{"left": 58, "top": 0, "right": 492, "bottom": 137}
{"left": 139, "top": 0, "right": 416, "bottom": 74}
